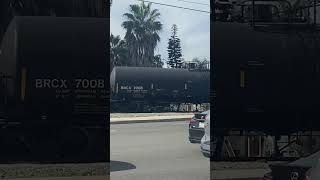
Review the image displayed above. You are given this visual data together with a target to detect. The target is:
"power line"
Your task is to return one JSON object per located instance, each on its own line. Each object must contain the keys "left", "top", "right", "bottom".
{"left": 176, "top": 0, "right": 210, "bottom": 6}
{"left": 135, "top": 0, "right": 210, "bottom": 13}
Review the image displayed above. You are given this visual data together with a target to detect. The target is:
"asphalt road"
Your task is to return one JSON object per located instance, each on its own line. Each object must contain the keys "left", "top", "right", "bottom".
{"left": 0, "top": 120, "right": 268, "bottom": 180}
{"left": 110, "top": 121, "right": 210, "bottom": 180}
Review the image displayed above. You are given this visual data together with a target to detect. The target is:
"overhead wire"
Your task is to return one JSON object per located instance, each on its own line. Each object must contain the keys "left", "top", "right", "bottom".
{"left": 175, "top": 0, "right": 210, "bottom": 6}
{"left": 135, "top": 0, "right": 210, "bottom": 13}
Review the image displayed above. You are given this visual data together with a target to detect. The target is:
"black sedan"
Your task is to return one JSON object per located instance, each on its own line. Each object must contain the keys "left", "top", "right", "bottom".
{"left": 188, "top": 110, "right": 209, "bottom": 143}
{"left": 263, "top": 150, "right": 320, "bottom": 180}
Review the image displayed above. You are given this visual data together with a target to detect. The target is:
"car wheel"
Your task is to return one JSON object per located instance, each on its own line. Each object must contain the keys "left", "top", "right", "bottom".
{"left": 263, "top": 172, "right": 273, "bottom": 180}
{"left": 202, "top": 152, "right": 210, "bottom": 158}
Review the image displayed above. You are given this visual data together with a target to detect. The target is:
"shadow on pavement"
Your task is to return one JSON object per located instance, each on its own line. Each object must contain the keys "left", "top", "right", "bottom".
{"left": 110, "top": 160, "right": 136, "bottom": 172}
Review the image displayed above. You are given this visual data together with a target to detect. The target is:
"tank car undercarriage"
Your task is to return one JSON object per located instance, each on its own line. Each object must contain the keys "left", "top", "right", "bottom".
{"left": 0, "top": 118, "right": 107, "bottom": 163}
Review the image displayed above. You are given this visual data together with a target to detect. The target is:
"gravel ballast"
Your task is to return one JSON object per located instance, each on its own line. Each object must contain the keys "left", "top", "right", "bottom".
{"left": 0, "top": 163, "right": 108, "bottom": 179}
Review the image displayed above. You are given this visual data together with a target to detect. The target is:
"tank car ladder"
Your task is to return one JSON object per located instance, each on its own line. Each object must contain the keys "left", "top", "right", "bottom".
{"left": 224, "top": 137, "right": 236, "bottom": 157}
{"left": 213, "top": 136, "right": 236, "bottom": 159}
{"left": 238, "top": 0, "right": 320, "bottom": 32}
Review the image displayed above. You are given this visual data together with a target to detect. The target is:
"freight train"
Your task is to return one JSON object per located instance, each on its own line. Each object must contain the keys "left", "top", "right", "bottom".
{"left": 110, "top": 66, "right": 210, "bottom": 112}
{"left": 0, "top": 16, "right": 108, "bottom": 163}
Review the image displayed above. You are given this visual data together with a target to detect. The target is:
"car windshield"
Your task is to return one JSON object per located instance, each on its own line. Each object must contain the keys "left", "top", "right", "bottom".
{"left": 194, "top": 110, "right": 209, "bottom": 119}
{"left": 202, "top": 110, "right": 209, "bottom": 114}
{"left": 204, "top": 110, "right": 210, "bottom": 117}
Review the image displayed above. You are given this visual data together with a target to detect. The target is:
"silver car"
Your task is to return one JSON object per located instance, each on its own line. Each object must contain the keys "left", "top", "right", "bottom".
{"left": 189, "top": 110, "right": 209, "bottom": 143}
{"left": 200, "top": 110, "right": 211, "bottom": 157}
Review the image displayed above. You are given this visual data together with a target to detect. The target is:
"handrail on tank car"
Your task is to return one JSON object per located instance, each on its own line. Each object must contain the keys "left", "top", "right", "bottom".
{"left": 239, "top": 0, "right": 292, "bottom": 26}
{"left": 234, "top": 4, "right": 320, "bottom": 35}
{"left": 212, "top": 0, "right": 320, "bottom": 30}
{"left": 292, "top": 2, "right": 320, "bottom": 26}
{"left": 0, "top": 74, "right": 13, "bottom": 79}
{"left": 239, "top": 3, "right": 281, "bottom": 24}
{"left": 240, "top": 0, "right": 320, "bottom": 30}
{"left": 274, "top": 1, "right": 320, "bottom": 26}
{"left": 212, "top": 0, "right": 292, "bottom": 23}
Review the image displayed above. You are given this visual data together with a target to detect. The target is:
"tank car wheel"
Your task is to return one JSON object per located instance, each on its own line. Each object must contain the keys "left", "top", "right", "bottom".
{"left": 55, "top": 127, "right": 90, "bottom": 161}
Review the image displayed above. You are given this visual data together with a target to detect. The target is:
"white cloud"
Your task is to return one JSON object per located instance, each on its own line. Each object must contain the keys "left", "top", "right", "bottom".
{"left": 110, "top": 0, "right": 210, "bottom": 64}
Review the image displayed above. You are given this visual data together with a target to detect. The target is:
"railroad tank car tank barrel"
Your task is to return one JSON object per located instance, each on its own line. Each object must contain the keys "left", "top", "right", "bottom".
{"left": 213, "top": 22, "right": 320, "bottom": 132}
{"left": 110, "top": 66, "right": 210, "bottom": 107}
{"left": 0, "top": 16, "right": 109, "bottom": 163}
{"left": 0, "top": 16, "right": 108, "bottom": 121}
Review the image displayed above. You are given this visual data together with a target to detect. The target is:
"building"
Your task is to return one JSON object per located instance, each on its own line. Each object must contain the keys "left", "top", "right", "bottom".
{"left": 181, "top": 60, "right": 210, "bottom": 71}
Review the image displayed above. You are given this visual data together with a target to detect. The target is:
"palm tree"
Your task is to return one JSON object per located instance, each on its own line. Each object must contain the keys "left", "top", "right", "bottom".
{"left": 110, "top": 34, "right": 128, "bottom": 70}
{"left": 122, "top": 1, "right": 162, "bottom": 67}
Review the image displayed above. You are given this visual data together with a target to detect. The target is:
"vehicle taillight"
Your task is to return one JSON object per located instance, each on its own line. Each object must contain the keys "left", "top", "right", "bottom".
{"left": 204, "top": 122, "right": 208, "bottom": 128}
{"left": 204, "top": 115, "right": 209, "bottom": 128}
{"left": 189, "top": 117, "right": 196, "bottom": 123}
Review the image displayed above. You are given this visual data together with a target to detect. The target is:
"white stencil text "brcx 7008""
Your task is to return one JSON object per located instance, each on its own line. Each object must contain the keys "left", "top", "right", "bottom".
{"left": 35, "top": 79, "right": 105, "bottom": 89}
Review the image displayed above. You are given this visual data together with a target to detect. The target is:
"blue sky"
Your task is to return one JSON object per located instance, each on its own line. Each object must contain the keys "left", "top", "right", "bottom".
{"left": 110, "top": 0, "right": 210, "bottom": 66}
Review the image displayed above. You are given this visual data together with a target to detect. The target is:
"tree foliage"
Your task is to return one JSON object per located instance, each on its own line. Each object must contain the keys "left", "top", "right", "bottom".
{"left": 167, "top": 24, "right": 183, "bottom": 68}
{"left": 110, "top": 34, "right": 129, "bottom": 71}
{"left": 152, "top": 54, "right": 164, "bottom": 68}
{"left": 122, "top": 1, "right": 162, "bottom": 67}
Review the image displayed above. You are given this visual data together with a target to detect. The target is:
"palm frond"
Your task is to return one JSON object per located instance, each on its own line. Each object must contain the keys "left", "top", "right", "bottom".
{"left": 123, "top": 13, "right": 136, "bottom": 21}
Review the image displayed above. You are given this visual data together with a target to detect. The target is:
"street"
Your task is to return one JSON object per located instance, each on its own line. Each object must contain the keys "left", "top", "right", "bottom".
{"left": 0, "top": 119, "right": 268, "bottom": 180}
{"left": 110, "top": 121, "right": 210, "bottom": 180}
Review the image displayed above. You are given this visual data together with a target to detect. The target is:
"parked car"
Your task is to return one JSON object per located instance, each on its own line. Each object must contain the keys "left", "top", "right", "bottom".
{"left": 189, "top": 110, "right": 209, "bottom": 143}
{"left": 200, "top": 110, "right": 211, "bottom": 157}
{"left": 263, "top": 150, "right": 320, "bottom": 180}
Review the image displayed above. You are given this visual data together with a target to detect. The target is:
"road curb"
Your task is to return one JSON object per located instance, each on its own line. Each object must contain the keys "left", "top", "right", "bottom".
{"left": 214, "top": 178, "right": 262, "bottom": 180}
{"left": 212, "top": 168, "right": 269, "bottom": 180}
{"left": 110, "top": 118, "right": 188, "bottom": 124}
